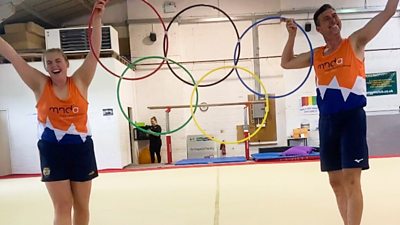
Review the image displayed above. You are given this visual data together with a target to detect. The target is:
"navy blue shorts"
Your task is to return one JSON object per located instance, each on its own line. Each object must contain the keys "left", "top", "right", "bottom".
{"left": 319, "top": 108, "right": 369, "bottom": 172}
{"left": 37, "top": 137, "right": 98, "bottom": 182}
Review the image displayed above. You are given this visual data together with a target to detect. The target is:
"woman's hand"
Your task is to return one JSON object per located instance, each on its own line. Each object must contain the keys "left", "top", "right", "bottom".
{"left": 93, "top": 0, "right": 109, "bottom": 17}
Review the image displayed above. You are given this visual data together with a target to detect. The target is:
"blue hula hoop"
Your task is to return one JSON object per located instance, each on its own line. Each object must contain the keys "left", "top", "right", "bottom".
{"left": 233, "top": 16, "right": 314, "bottom": 99}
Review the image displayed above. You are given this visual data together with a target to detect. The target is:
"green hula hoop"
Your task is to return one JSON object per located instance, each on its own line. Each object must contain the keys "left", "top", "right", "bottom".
{"left": 117, "top": 56, "right": 199, "bottom": 136}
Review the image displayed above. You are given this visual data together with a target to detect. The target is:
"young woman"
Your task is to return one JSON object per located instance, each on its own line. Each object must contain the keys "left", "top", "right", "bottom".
{"left": 146, "top": 116, "right": 162, "bottom": 163}
{"left": 0, "top": 0, "right": 109, "bottom": 224}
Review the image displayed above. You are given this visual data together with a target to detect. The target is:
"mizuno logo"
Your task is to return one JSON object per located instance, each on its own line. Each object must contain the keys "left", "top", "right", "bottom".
{"left": 354, "top": 158, "right": 364, "bottom": 163}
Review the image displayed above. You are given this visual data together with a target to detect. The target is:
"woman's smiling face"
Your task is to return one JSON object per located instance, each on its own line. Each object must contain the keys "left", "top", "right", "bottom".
{"left": 44, "top": 51, "right": 69, "bottom": 78}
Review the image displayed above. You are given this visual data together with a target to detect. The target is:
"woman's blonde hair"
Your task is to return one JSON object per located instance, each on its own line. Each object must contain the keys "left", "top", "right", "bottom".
{"left": 42, "top": 48, "right": 69, "bottom": 70}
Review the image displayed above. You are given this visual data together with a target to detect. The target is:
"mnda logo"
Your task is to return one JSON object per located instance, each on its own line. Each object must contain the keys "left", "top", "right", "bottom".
{"left": 318, "top": 57, "right": 344, "bottom": 70}
{"left": 49, "top": 105, "right": 79, "bottom": 114}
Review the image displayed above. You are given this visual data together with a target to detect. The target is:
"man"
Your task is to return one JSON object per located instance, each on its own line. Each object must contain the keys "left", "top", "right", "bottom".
{"left": 281, "top": 1, "right": 399, "bottom": 225}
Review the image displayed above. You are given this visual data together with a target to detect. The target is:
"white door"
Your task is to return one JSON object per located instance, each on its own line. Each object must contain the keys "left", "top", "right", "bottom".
{"left": 0, "top": 110, "right": 12, "bottom": 176}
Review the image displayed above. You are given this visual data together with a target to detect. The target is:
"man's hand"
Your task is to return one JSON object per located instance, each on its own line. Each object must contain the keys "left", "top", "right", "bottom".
{"left": 282, "top": 18, "right": 298, "bottom": 37}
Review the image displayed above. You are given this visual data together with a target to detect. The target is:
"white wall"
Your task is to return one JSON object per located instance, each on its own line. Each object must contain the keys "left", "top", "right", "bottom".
{"left": 0, "top": 62, "right": 41, "bottom": 173}
{"left": 0, "top": 58, "right": 135, "bottom": 174}
{"left": 88, "top": 58, "right": 136, "bottom": 169}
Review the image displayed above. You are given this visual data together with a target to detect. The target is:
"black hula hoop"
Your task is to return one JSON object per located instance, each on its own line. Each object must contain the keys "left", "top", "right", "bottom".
{"left": 162, "top": 4, "right": 241, "bottom": 87}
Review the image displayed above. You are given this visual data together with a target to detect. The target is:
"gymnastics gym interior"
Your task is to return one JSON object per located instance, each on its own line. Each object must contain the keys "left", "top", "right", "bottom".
{"left": 0, "top": 0, "right": 399, "bottom": 224}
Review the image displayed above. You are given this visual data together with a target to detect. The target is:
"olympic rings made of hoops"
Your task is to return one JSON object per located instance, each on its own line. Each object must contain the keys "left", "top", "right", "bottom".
{"left": 88, "top": 0, "right": 169, "bottom": 80}
{"left": 233, "top": 16, "right": 314, "bottom": 99}
{"left": 163, "top": 4, "right": 242, "bottom": 87}
{"left": 190, "top": 66, "right": 269, "bottom": 145}
{"left": 117, "top": 56, "right": 199, "bottom": 136}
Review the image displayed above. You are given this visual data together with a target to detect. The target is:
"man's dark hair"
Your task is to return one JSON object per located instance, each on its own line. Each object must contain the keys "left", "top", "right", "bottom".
{"left": 313, "top": 4, "right": 335, "bottom": 26}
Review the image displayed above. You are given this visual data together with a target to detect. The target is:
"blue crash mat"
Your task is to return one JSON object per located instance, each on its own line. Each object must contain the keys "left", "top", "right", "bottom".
{"left": 252, "top": 152, "right": 320, "bottom": 161}
{"left": 175, "top": 156, "right": 247, "bottom": 165}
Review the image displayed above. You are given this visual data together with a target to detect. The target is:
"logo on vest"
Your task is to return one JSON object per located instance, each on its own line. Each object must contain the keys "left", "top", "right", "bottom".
{"left": 43, "top": 167, "right": 51, "bottom": 176}
{"left": 317, "top": 57, "right": 344, "bottom": 70}
{"left": 49, "top": 105, "right": 80, "bottom": 114}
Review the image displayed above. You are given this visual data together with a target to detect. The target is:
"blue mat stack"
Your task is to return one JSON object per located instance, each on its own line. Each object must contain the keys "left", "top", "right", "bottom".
{"left": 175, "top": 156, "right": 247, "bottom": 165}
{"left": 252, "top": 152, "right": 320, "bottom": 161}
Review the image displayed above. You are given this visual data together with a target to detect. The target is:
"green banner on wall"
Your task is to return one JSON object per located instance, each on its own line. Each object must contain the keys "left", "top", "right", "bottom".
{"left": 366, "top": 71, "right": 397, "bottom": 96}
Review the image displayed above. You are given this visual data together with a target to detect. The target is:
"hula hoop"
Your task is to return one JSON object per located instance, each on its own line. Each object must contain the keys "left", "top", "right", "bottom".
{"left": 233, "top": 16, "right": 314, "bottom": 98}
{"left": 117, "top": 56, "right": 199, "bottom": 136}
{"left": 163, "top": 4, "right": 241, "bottom": 87}
{"left": 88, "top": 0, "right": 169, "bottom": 80}
{"left": 190, "top": 66, "right": 269, "bottom": 145}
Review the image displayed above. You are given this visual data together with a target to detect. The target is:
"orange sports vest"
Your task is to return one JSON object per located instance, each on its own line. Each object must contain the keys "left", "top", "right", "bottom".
{"left": 313, "top": 38, "right": 367, "bottom": 114}
{"left": 36, "top": 77, "right": 91, "bottom": 143}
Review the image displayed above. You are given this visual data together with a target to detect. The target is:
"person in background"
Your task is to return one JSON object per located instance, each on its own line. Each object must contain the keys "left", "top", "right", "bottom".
{"left": 146, "top": 116, "right": 162, "bottom": 163}
{"left": 281, "top": 1, "right": 399, "bottom": 225}
{"left": 220, "top": 141, "right": 226, "bottom": 157}
{"left": 0, "top": 1, "right": 109, "bottom": 224}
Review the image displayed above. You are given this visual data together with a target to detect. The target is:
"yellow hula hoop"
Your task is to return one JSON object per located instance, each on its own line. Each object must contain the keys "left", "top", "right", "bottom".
{"left": 190, "top": 66, "right": 269, "bottom": 145}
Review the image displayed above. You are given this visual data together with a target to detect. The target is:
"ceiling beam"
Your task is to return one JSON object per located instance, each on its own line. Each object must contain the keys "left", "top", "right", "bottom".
{"left": 78, "top": 0, "right": 92, "bottom": 12}
{"left": 79, "top": 0, "right": 126, "bottom": 10}
{"left": 19, "top": 2, "right": 59, "bottom": 27}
